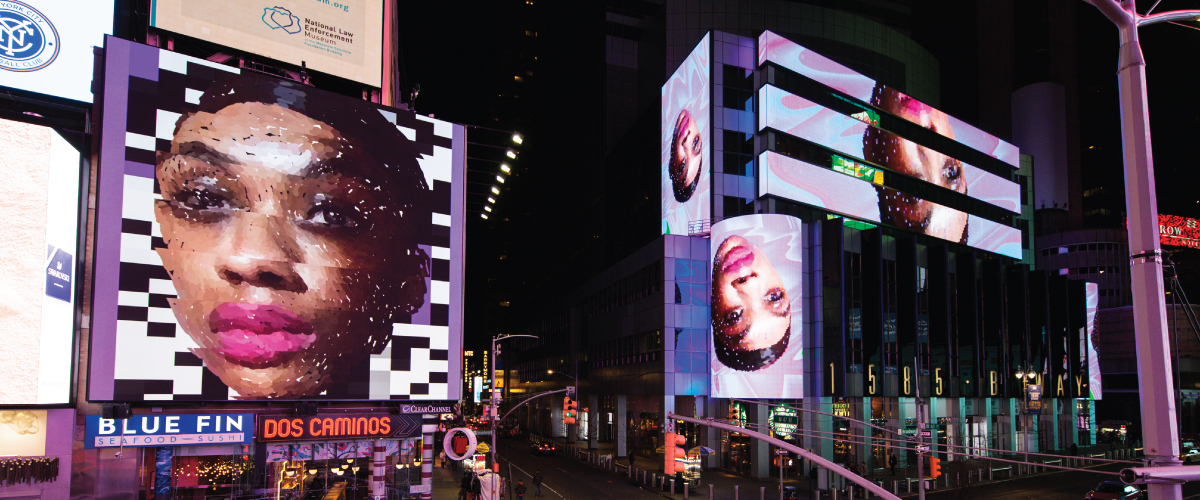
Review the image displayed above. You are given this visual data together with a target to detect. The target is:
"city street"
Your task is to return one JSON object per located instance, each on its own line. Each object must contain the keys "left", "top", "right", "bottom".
{"left": 480, "top": 438, "right": 1200, "bottom": 500}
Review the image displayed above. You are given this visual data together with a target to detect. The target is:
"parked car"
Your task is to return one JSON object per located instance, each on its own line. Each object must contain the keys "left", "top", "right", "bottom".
{"left": 530, "top": 442, "right": 556, "bottom": 456}
{"left": 1182, "top": 448, "right": 1200, "bottom": 464}
{"left": 1085, "top": 481, "right": 1143, "bottom": 500}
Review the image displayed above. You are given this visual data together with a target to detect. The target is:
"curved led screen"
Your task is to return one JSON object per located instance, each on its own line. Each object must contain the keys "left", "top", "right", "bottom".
{"left": 709, "top": 214, "right": 803, "bottom": 398}
{"left": 760, "top": 151, "right": 1022, "bottom": 259}
{"left": 759, "top": 85, "right": 1020, "bottom": 215}
{"left": 758, "top": 30, "right": 1019, "bottom": 169}
{"left": 662, "top": 33, "right": 711, "bottom": 235}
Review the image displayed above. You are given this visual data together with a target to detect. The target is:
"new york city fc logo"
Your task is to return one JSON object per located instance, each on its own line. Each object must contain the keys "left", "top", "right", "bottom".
{"left": 0, "top": 1, "right": 58, "bottom": 72}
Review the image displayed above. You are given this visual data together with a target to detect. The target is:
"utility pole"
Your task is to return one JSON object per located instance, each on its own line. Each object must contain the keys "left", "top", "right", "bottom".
{"left": 916, "top": 356, "right": 925, "bottom": 500}
{"left": 1081, "top": 3, "right": 1200, "bottom": 499}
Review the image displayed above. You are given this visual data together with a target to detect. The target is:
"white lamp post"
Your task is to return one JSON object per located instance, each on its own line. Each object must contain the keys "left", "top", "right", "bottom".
{"left": 1082, "top": 2, "right": 1200, "bottom": 499}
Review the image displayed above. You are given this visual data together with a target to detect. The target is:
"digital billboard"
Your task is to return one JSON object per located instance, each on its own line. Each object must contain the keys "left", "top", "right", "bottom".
{"left": 0, "top": 0, "right": 113, "bottom": 102}
{"left": 709, "top": 214, "right": 803, "bottom": 398}
{"left": 662, "top": 33, "right": 711, "bottom": 235}
{"left": 150, "top": 0, "right": 383, "bottom": 87}
{"left": 1084, "top": 282, "right": 1102, "bottom": 400}
{"left": 89, "top": 37, "right": 464, "bottom": 401}
{"left": 757, "top": 30, "right": 1019, "bottom": 169}
{"left": 0, "top": 118, "right": 82, "bottom": 405}
{"left": 760, "top": 151, "right": 1022, "bottom": 259}
{"left": 759, "top": 85, "right": 1021, "bottom": 214}
{"left": 1157, "top": 214, "right": 1200, "bottom": 249}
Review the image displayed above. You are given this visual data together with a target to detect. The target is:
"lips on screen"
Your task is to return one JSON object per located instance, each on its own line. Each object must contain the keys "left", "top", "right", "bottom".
{"left": 95, "top": 44, "right": 457, "bottom": 401}
{"left": 709, "top": 214, "right": 804, "bottom": 399}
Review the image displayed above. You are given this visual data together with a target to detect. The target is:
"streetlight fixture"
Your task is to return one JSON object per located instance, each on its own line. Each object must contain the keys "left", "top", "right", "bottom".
{"left": 512, "top": 133, "right": 524, "bottom": 145}
{"left": 491, "top": 186, "right": 500, "bottom": 195}
{"left": 1083, "top": 4, "right": 1200, "bottom": 497}
{"left": 506, "top": 148, "right": 517, "bottom": 159}
{"left": 500, "top": 163, "right": 511, "bottom": 174}
{"left": 484, "top": 206, "right": 492, "bottom": 212}
{"left": 481, "top": 213, "right": 489, "bottom": 219}
{"left": 488, "top": 196, "right": 496, "bottom": 203}
{"left": 496, "top": 175, "right": 506, "bottom": 183}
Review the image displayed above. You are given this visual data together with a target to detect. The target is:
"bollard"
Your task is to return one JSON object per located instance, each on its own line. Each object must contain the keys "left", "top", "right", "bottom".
{"left": 989, "top": 467, "right": 993, "bottom": 481}
{"left": 653, "top": 473, "right": 657, "bottom": 487}
{"left": 710, "top": 483, "right": 714, "bottom": 499}
{"left": 892, "top": 480, "right": 898, "bottom": 495}
{"left": 685, "top": 480, "right": 689, "bottom": 500}
{"left": 671, "top": 480, "right": 675, "bottom": 495}
{"left": 760, "top": 486, "right": 766, "bottom": 500}
{"left": 735, "top": 485, "right": 739, "bottom": 500}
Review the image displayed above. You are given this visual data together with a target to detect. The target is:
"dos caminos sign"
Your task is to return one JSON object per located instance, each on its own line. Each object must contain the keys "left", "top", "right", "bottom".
{"left": 84, "top": 414, "right": 253, "bottom": 448}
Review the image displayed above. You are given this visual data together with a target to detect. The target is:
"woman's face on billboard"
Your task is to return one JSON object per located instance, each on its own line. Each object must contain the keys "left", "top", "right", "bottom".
{"left": 154, "top": 102, "right": 422, "bottom": 398}
{"left": 669, "top": 109, "right": 703, "bottom": 200}
{"left": 711, "top": 235, "right": 791, "bottom": 354}
{"left": 875, "top": 93, "right": 968, "bottom": 241}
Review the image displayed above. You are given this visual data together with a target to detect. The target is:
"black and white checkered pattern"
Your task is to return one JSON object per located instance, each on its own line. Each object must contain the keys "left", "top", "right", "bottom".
{"left": 109, "top": 50, "right": 454, "bottom": 401}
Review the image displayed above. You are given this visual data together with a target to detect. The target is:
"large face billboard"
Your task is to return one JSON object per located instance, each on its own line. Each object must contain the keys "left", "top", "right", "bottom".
{"left": 759, "top": 85, "right": 1020, "bottom": 215}
{"left": 89, "top": 37, "right": 463, "bottom": 401}
{"left": 662, "top": 33, "right": 711, "bottom": 235}
{"left": 0, "top": 118, "right": 83, "bottom": 405}
{"left": 760, "top": 151, "right": 1022, "bottom": 259}
{"left": 757, "top": 30, "right": 1019, "bottom": 169}
{"left": 710, "top": 214, "right": 803, "bottom": 398}
{"left": 151, "top": 0, "right": 383, "bottom": 87}
{"left": 0, "top": 0, "right": 114, "bottom": 102}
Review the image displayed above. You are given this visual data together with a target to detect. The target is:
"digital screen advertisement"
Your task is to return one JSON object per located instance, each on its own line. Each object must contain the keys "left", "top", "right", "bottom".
{"left": 0, "top": 410, "right": 47, "bottom": 456}
{"left": 759, "top": 85, "right": 1021, "bottom": 215}
{"left": 1157, "top": 214, "right": 1200, "bottom": 249}
{"left": 150, "top": 0, "right": 383, "bottom": 87}
{"left": 759, "top": 151, "right": 1022, "bottom": 259}
{"left": 0, "top": 118, "right": 82, "bottom": 406}
{"left": 757, "top": 30, "right": 1019, "bottom": 169}
{"left": 662, "top": 33, "right": 711, "bottom": 235}
{"left": 1084, "top": 282, "right": 1102, "bottom": 400}
{"left": 89, "top": 37, "right": 464, "bottom": 402}
{"left": 0, "top": 0, "right": 114, "bottom": 102}
{"left": 709, "top": 214, "right": 803, "bottom": 398}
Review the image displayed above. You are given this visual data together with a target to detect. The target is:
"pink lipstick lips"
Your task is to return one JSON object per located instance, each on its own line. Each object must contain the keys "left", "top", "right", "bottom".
{"left": 721, "top": 245, "right": 755, "bottom": 275}
{"left": 209, "top": 303, "right": 315, "bottom": 367}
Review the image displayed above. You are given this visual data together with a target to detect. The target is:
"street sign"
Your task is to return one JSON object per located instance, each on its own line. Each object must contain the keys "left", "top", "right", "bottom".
{"left": 900, "top": 428, "right": 917, "bottom": 436}
{"left": 925, "top": 423, "right": 938, "bottom": 430}
{"left": 775, "top": 449, "right": 789, "bottom": 455}
{"left": 919, "top": 430, "right": 932, "bottom": 439}
{"left": 915, "top": 445, "right": 929, "bottom": 452}
{"left": 409, "top": 484, "right": 432, "bottom": 494}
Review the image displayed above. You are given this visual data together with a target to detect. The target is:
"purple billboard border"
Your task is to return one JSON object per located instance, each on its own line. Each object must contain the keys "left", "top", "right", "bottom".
{"left": 449, "top": 123, "right": 466, "bottom": 400}
{"left": 89, "top": 36, "right": 159, "bottom": 400}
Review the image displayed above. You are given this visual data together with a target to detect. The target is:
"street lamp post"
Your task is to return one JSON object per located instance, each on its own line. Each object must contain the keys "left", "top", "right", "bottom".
{"left": 1083, "top": 2, "right": 1200, "bottom": 499}
{"left": 491, "top": 334, "right": 538, "bottom": 500}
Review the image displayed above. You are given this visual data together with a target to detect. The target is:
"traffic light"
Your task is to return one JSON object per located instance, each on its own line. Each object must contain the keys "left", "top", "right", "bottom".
{"left": 563, "top": 397, "right": 578, "bottom": 425}
{"left": 928, "top": 457, "right": 942, "bottom": 478}
{"left": 663, "top": 432, "right": 687, "bottom": 474}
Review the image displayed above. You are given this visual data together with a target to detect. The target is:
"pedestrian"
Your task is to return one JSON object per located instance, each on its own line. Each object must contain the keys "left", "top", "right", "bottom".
{"left": 439, "top": 450, "right": 448, "bottom": 469}
{"left": 808, "top": 465, "right": 818, "bottom": 494}
{"left": 515, "top": 480, "right": 527, "bottom": 500}
{"left": 859, "top": 461, "right": 867, "bottom": 477}
{"left": 460, "top": 472, "right": 473, "bottom": 500}
{"left": 471, "top": 473, "right": 482, "bottom": 500}
{"left": 533, "top": 470, "right": 543, "bottom": 497}
{"left": 629, "top": 450, "right": 636, "bottom": 469}
{"left": 888, "top": 452, "right": 897, "bottom": 476}
{"left": 1071, "top": 443, "right": 1079, "bottom": 456}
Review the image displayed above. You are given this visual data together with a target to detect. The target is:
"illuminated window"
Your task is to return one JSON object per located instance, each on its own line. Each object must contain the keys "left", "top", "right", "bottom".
{"left": 514, "top": 76, "right": 523, "bottom": 82}
{"left": 500, "top": 301, "right": 511, "bottom": 307}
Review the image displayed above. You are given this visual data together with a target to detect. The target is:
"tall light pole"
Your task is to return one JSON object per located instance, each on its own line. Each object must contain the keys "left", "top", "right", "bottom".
{"left": 1083, "top": 2, "right": 1200, "bottom": 499}
{"left": 491, "top": 334, "right": 538, "bottom": 500}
